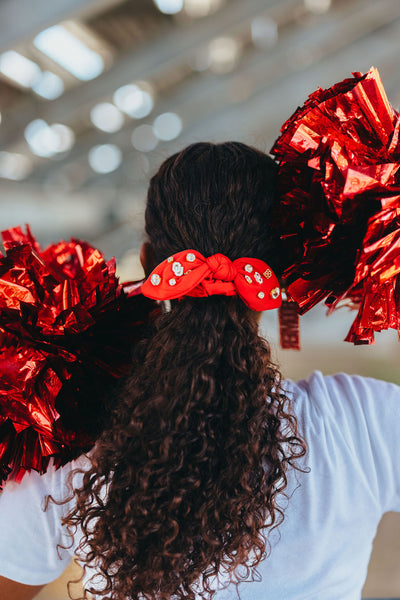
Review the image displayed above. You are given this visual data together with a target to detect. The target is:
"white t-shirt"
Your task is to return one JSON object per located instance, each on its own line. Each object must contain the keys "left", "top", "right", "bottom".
{"left": 0, "top": 371, "right": 399, "bottom": 599}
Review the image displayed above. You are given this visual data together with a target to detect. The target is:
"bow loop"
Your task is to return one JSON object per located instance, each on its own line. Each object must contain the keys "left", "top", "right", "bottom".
{"left": 206, "top": 254, "right": 237, "bottom": 281}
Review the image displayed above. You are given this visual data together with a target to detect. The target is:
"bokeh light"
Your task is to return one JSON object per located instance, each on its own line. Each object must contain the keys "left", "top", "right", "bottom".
{"left": 153, "top": 112, "right": 182, "bottom": 140}
{"left": 90, "top": 102, "right": 124, "bottom": 133}
{"left": 113, "top": 84, "right": 154, "bottom": 119}
{"left": 88, "top": 144, "right": 122, "bottom": 173}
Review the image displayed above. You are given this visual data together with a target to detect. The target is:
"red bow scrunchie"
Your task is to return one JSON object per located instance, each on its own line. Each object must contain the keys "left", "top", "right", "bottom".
{"left": 141, "top": 250, "right": 282, "bottom": 312}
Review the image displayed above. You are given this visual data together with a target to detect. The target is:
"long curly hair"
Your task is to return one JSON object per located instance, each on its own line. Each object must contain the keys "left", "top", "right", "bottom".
{"left": 61, "top": 142, "right": 306, "bottom": 600}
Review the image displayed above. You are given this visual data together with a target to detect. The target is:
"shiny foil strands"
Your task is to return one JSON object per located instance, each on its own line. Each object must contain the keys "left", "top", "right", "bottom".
{"left": 0, "top": 225, "right": 158, "bottom": 487}
{"left": 271, "top": 67, "right": 400, "bottom": 345}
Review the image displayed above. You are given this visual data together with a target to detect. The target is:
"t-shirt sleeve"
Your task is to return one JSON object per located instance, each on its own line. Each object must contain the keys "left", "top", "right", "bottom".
{"left": 302, "top": 371, "right": 400, "bottom": 514}
{"left": 0, "top": 460, "right": 79, "bottom": 585}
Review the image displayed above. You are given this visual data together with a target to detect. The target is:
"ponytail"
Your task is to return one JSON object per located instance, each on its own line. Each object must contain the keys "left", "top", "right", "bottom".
{"left": 62, "top": 142, "right": 306, "bottom": 600}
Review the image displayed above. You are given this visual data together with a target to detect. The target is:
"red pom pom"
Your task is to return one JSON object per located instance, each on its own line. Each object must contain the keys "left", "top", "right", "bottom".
{"left": 0, "top": 226, "right": 158, "bottom": 486}
{"left": 271, "top": 67, "right": 400, "bottom": 344}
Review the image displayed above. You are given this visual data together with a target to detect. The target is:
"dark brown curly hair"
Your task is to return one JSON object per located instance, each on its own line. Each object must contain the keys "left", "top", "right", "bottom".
{"left": 61, "top": 142, "right": 306, "bottom": 600}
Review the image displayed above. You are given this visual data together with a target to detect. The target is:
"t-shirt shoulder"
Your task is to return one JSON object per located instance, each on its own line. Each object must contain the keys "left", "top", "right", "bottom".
{"left": 286, "top": 370, "right": 400, "bottom": 513}
{"left": 0, "top": 455, "right": 89, "bottom": 585}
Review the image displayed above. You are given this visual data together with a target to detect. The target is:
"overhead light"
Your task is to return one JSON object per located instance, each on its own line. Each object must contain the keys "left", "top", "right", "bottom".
{"left": 183, "top": 0, "right": 223, "bottom": 18}
{"left": 0, "top": 51, "right": 41, "bottom": 88}
{"left": 113, "top": 84, "right": 154, "bottom": 119}
{"left": 0, "top": 152, "right": 32, "bottom": 180}
{"left": 131, "top": 125, "right": 158, "bottom": 152}
{"left": 88, "top": 144, "right": 122, "bottom": 173}
{"left": 153, "top": 113, "right": 182, "bottom": 141}
{"left": 32, "top": 71, "right": 64, "bottom": 100}
{"left": 251, "top": 17, "right": 278, "bottom": 48}
{"left": 208, "top": 37, "right": 241, "bottom": 74}
{"left": 0, "top": 52, "right": 64, "bottom": 99}
{"left": 90, "top": 102, "right": 124, "bottom": 133}
{"left": 34, "top": 25, "right": 104, "bottom": 81}
{"left": 304, "top": 0, "right": 331, "bottom": 13}
{"left": 50, "top": 124, "right": 75, "bottom": 153}
{"left": 153, "top": 0, "right": 183, "bottom": 15}
{"left": 24, "top": 119, "right": 75, "bottom": 157}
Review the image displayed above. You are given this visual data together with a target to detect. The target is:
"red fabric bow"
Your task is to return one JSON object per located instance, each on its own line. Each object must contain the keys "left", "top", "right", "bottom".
{"left": 141, "top": 250, "right": 282, "bottom": 312}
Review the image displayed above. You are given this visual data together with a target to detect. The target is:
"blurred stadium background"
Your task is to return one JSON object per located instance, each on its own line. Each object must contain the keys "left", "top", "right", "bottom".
{"left": 0, "top": 0, "right": 399, "bottom": 597}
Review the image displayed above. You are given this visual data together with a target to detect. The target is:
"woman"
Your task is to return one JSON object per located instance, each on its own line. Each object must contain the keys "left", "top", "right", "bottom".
{"left": 0, "top": 142, "right": 399, "bottom": 600}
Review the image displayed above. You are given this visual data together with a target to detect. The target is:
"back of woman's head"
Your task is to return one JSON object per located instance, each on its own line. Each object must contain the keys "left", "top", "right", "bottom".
{"left": 145, "top": 141, "right": 281, "bottom": 269}
{"left": 66, "top": 142, "right": 305, "bottom": 600}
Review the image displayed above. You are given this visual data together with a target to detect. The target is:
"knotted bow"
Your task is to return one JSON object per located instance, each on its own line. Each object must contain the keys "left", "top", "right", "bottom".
{"left": 141, "top": 250, "right": 282, "bottom": 311}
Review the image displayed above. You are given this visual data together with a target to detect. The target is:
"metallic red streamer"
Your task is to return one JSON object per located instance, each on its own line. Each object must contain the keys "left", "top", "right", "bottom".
{"left": 0, "top": 226, "right": 158, "bottom": 486}
{"left": 271, "top": 67, "right": 400, "bottom": 345}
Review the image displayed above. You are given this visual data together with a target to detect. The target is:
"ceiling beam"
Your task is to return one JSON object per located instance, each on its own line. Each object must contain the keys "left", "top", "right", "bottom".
{"left": 0, "top": 0, "right": 124, "bottom": 52}
{"left": 2, "top": 0, "right": 400, "bottom": 255}
{"left": 178, "top": 0, "right": 400, "bottom": 146}
{"left": 98, "top": 0, "right": 400, "bottom": 177}
{"left": 26, "top": 0, "right": 400, "bottom": 185}
{"left": 0, "top": 0, "right": 284, "bottom": 148}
